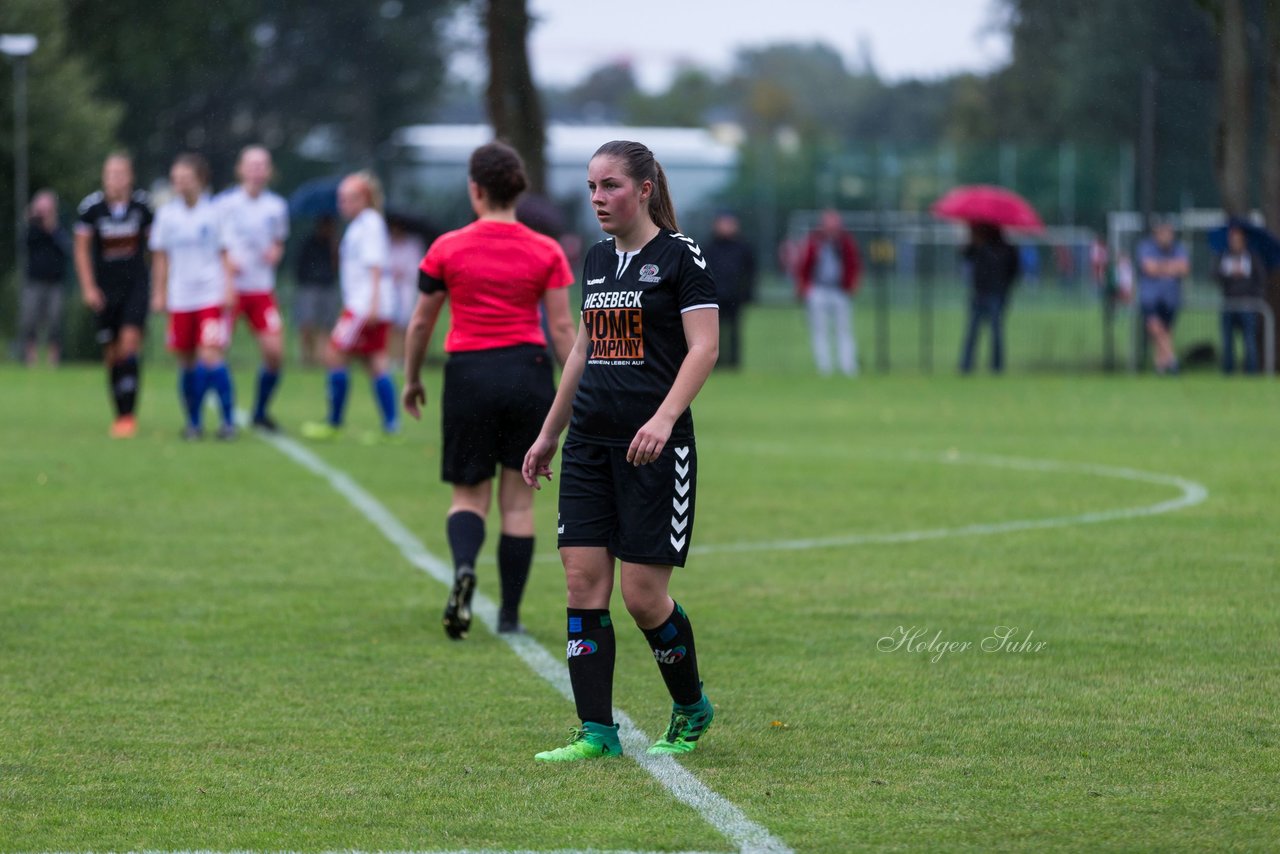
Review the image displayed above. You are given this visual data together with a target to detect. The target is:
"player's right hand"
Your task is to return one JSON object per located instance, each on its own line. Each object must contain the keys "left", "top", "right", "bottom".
{"left": 83, "top": 286, "right": 105, "bottom": 313}
{"left": 402, "top": 380, "right": 426, "bottom": 420}
{"left": 522, "top": 434, "right": 558, "bottom": 489}
{"left": 149, "top": 292, "right": 165, "bottom": 314}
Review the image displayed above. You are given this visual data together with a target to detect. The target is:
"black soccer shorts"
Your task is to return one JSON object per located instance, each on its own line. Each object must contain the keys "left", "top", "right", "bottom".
{"left": 441, "top": 344, "right": 554, "bottom": 485}
{"left": 557, "top": 438, "right": 697, "bottom": 567}
{"left": 95, "top": 279, "right": 150, "bottom": 345}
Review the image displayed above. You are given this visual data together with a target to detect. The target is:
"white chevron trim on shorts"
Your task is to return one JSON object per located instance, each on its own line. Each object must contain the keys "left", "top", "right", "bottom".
{"left": 670, "top": 446, "right": 691, "bottom": 552}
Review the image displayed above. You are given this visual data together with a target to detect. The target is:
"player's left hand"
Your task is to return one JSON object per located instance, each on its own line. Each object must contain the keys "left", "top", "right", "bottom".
{"left": 402, "top": 380, "right": 426, "bottom": 420}
{"left": 627, "top": 414, "right": 674, "bottom": 466}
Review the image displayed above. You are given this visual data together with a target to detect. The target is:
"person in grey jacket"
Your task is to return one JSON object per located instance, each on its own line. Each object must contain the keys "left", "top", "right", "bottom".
{"left": 19, "top": 190, "right": 71, "bottom": 366}
{"left": 1216, "top": 225, "right": 1266, "bottom": 374}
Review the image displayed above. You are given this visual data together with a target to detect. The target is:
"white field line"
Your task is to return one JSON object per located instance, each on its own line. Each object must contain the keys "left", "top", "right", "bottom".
{"left": 682, "top": 447, "right": 1209, "bottom": 557}
{"left": 39, "top": 850, "right": 728, "bottom": 854}
{"left": 257, "top": 430, "right": 791, "bottom": 854}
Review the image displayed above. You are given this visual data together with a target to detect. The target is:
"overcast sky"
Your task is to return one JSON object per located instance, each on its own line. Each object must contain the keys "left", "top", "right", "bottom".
{"left": 448, "top": 0, "right": 1010, "bottom": 91}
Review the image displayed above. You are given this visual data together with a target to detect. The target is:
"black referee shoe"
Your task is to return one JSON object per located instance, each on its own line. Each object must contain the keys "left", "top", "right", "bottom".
{"left": 443, "top": 566, "right": 477, "bottom": 640}
{"left": 252, "top": 414, "right": 280, "bottom": 433}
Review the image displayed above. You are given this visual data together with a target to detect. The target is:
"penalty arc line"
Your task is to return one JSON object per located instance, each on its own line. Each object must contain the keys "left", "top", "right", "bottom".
{"left": 257, "top": 430, "right": 792, "bottom": 854}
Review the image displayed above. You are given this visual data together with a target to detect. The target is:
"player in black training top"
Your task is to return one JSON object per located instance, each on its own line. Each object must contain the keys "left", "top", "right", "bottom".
{"left": 523, "top": 140, "right": 719, "bottom": 762}
{"left": 74, "top": 153, "right": 154, "bottom": 438}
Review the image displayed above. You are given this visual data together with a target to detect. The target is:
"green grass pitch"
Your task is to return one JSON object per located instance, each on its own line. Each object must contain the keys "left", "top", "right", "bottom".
{"left": 2, "top": 312, "right": 1278, "bottom": 852}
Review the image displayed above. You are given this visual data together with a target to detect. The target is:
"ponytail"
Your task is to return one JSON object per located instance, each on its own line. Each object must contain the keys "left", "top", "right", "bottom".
{"left": 649, "top": 160, "right": 679, "bottom": 233}
{"left": 593, "top": 140, "right": 680, "bottom": 233}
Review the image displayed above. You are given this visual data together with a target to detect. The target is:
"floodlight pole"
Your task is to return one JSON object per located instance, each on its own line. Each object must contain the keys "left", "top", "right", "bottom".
{"left": 1, "top": 34, "right": 37, "bottom": 289}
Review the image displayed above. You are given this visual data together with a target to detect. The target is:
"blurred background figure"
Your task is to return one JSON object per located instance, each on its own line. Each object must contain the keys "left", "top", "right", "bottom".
{"left": 74, "top": 153, "right": 154, "bottom": 438}
{"left": 796, "top": 209, "right": 861, "bottom": 377}
{"left": 386, "top": 214, "right": 427, "bottom": 363}
{"left": 703, "top": 211, "right": 756, "bottom": 370}
{"left": 301, "top": 172, "right": 399, "bottom": 442}
{"left": 1136, "top": 220, "right": 1189, "bottom": 375}
{"left": 293, "top": 215, "right": 339, "bottom": 367}
{"left": 19, "top": 190, "right": 71, "bottom": 367}
{"left": 150, "top": 153, "right": 237, "bottom": 440}
{"left": 1215, "top": 224, "right": 1265, "bottom": 374}
{"left": 959, "top": 223, "right": 1020, "bottom": 374}
{"left": 219, "top": 146, "right": 289, "bottom": 431}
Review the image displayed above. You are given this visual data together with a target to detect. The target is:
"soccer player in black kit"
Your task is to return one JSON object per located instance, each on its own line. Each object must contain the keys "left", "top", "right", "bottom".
{"left": 523, "top": 140, "right": 719, "bottom": 762}
{"left": 74, "top": 153, "right": 153, "bottom": 438}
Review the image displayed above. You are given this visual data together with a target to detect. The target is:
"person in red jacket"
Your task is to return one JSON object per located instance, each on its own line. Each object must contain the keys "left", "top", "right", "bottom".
{"left": 796, "top": 209, "right": 861, "bottom": 376}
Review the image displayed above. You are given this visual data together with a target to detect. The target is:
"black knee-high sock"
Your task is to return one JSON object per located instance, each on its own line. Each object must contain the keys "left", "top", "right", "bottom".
{"left": 497, "top": 534, "right": 534, "bottom": 621}
{"left": 113, "top": 356, "right": 140, "bottom": 416}
{"left": 108, "top": 361, "right": 124, "bottom": 417}
{"left": 642, "top": 601, "right": 703, "bottom": 707}
{"left": 566, "top": 608, "right": 615, "bottom": 726}
{"left": 446, "top": 511, "right": 485, "bottom": 574}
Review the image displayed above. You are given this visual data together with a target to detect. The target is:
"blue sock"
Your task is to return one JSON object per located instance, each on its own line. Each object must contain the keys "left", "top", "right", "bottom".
{"left": 187, "top": 364, "right": 210, "bottom": 429}
{"left": 254, "top": 366, "right": 280, "bottom": 422}
{"left": 207, "top": 363, "right": 235, "bottom": 427}
{"left": 327, "top": 369, "right": 349, "bottom": 427}
{"left": 373, "top": 373, "right": 398, "bottom": 432}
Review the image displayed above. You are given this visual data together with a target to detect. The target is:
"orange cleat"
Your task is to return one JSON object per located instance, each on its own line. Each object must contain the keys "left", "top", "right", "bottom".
{"left": 110, "top": 415, "right": 137, "bottom": 439}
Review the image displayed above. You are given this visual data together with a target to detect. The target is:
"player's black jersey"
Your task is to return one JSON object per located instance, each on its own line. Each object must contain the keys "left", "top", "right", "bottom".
{"left": 76, "top": 190, "right": 153, "bottom": 287}
{"left": 568, "top": 229, "right": 718, "bottom": 447}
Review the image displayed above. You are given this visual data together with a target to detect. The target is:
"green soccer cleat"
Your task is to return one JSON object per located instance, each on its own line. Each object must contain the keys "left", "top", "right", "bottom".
{"left": 300, "top": 421, "right": 341, "bottom": 441}
{"left": 648, "top": 693, "right": 714, "bottom": 755}
{"left": 534, "top": 722, "right": 622, "bottom": 762}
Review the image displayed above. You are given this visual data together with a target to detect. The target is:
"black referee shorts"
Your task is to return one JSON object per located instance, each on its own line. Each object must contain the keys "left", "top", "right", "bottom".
{"left": 557, "top": 438, "right": 697, "bottom": 567}
{"left": 95, "top": 279, "right": 150, "bottom": 345}
{"left": 441, "top": 344, "right": 554, "bottom": 485}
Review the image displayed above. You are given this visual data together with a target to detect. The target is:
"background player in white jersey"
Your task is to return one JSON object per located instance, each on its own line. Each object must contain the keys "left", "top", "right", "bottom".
{"left": 218, "top": 146, "right": 289, "bottom": 431}
{"left": 74, "top": 153, "right": 153, "bottom": 438}
{"left": 301, "top": 172, "right": 399, "bottom": 441}
{"left": 149, "top": 153, "right": 237, "bottom": 440}
{"left": 523, "top": 140, "right": 719, "bottom": 762}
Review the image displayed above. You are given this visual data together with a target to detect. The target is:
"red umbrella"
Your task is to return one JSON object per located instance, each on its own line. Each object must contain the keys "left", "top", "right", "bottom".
{"left": 931, "top": 185, "right": 1045, "bottom": 234}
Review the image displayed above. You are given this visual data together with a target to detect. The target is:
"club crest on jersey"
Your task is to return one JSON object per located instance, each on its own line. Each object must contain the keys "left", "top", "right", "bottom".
{"left": 567, "top": 639, "right": 598, "bottom": 658}
{"left": 638, "top": 263, "right": 661, "bottom": 283}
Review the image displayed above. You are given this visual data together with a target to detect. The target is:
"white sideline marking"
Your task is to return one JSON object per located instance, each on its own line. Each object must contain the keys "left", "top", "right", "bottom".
{"left": 257, "top": 430, "right": 790, "bottom": 854}
{"left": 47, "top": 850, "right": 728, "bottom": 854}
{"left": 682, "top": 448, "right": 1207, "bottom": 556}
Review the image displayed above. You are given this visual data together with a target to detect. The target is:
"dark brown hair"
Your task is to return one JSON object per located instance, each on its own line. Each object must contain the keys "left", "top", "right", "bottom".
{"left": 592, "top": 140, "right": 679, "bottom": 232}
{"left": 470, "top": 141, "right": 528, "bottom": 208}
{"left": 172, "top": 152, "right": 211, "bottom": 189}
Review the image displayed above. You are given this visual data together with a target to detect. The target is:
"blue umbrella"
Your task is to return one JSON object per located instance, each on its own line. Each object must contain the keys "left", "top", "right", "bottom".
{"left": 288, "top": 175, "right": 342, "bottom": 218}
{"left": 1207, "top": 219, "right": 1280, "bottom": 270}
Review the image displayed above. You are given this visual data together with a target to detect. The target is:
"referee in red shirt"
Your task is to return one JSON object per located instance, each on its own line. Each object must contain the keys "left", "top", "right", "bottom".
{"left": 403, "top": 141, "right": 576, "bottom": 638}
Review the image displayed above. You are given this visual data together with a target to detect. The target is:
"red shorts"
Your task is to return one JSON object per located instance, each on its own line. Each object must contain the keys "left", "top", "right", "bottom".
{"left": 168, "top": 307, "right": 229, "bottom": 353}
{"left": 331, "top": 309, "right": 389, "bottom": 356}
{"left": 235, "top": 291, "right": 282, "bottom": 335}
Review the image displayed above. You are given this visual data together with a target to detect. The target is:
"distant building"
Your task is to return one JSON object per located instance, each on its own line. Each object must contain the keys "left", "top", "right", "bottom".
{"left": 385, "top": 123, "right": 738, "bottom": 236}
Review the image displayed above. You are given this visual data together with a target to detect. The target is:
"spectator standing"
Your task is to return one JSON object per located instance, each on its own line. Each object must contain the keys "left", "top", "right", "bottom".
{"left": 703, "top": 211, "right": 756, "bottom": 370}
{"left": 294, "top": 215, "right": 339, "bottom": 367}
{"left": 1215, "top": 224, "right": 1266, "bottom": 374}
{"left": 796, "top": 209, "right": 861, "bottom": 376}
{"left": 19, "top": 190, "right": 71, "bottom": 367}
{"left": 959, "top": 223, "right": 1020, "bottom": 374}
{"left": 1136, "top": 221, "right": 1189, "bottom": 375}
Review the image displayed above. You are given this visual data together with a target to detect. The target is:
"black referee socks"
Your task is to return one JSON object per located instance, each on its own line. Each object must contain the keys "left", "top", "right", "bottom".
{"left": 566, "top": 608, "right": 616, "bottom": 726}
{"left": 497, "top": 534, "right": 534, "bottom": 624}
{"left": 643, "top": 601, "right": 703, "bottom": 707}
{"left": 446, "top": 511, "right": 485, "bottom": 575}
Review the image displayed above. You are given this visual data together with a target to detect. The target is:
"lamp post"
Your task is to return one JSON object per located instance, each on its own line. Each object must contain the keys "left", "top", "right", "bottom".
{"left": 1, "top": 33, "right": 38, "bottom": 289}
